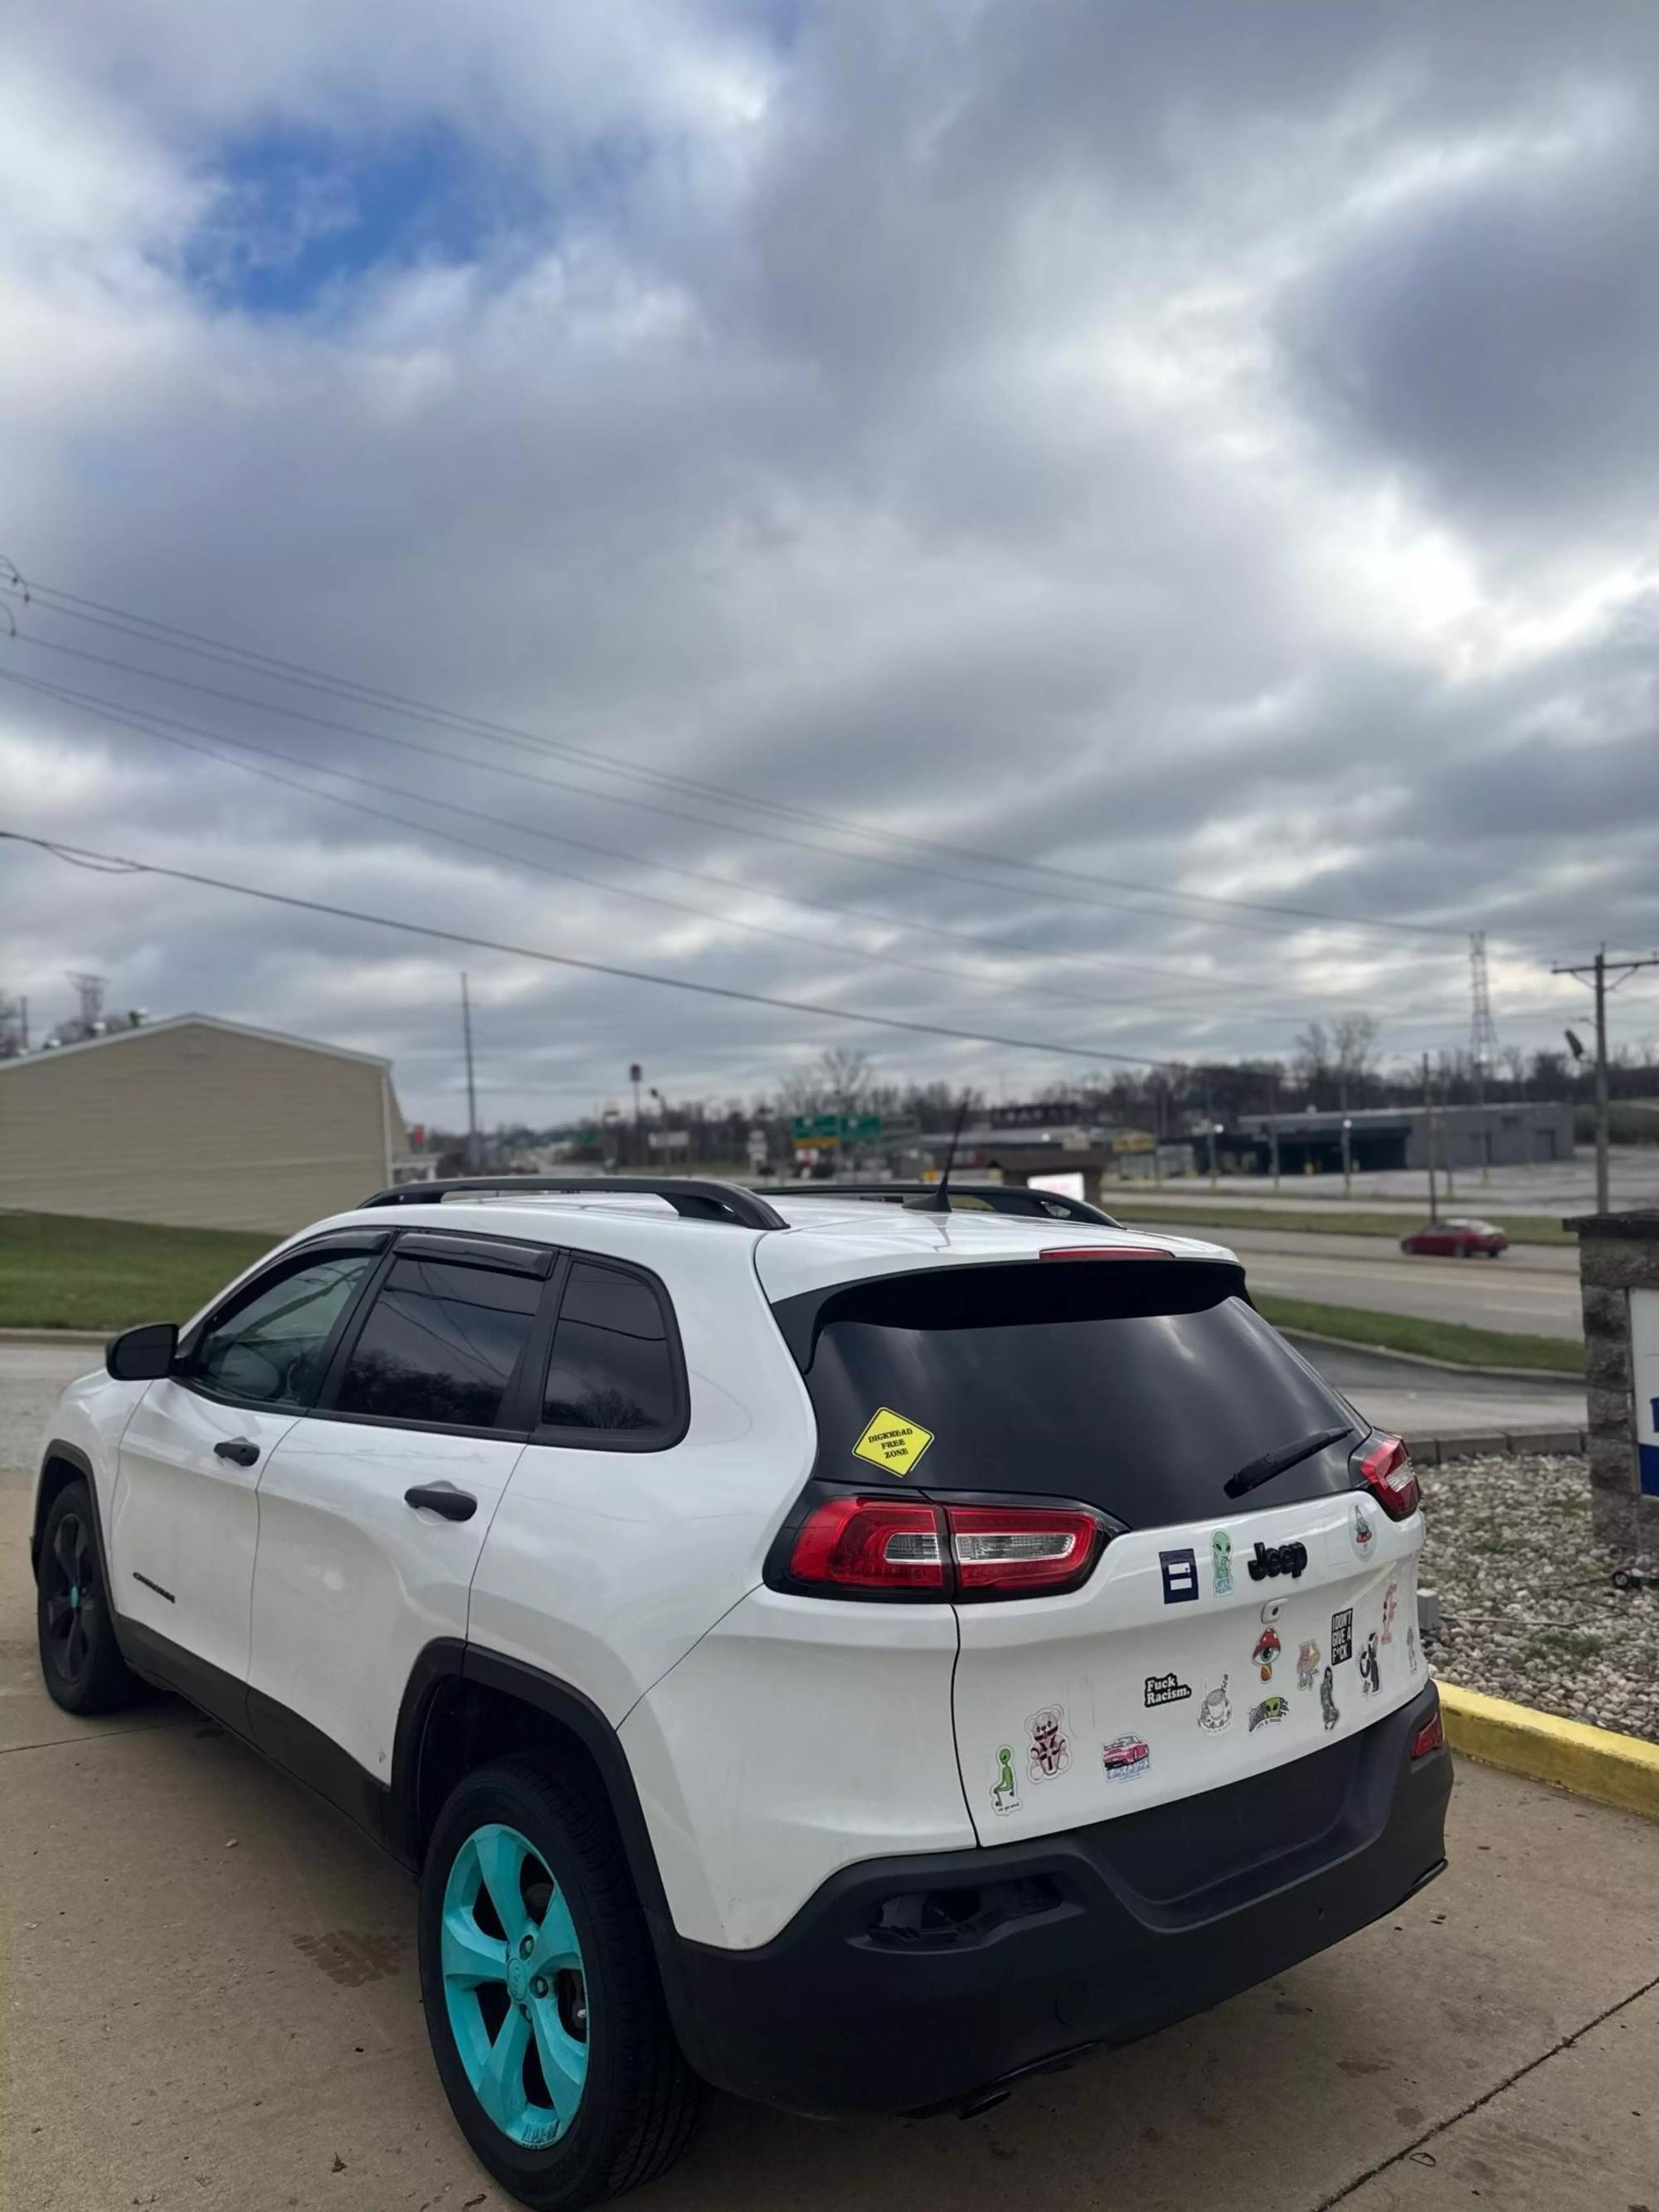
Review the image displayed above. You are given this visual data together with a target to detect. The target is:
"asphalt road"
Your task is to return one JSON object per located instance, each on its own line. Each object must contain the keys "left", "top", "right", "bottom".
{"left": 5, "top": 1345, "right": 1657, "bottom": 2212}
{"left": 1131, "top": 1223, "right": 1585, "bottom": 1339}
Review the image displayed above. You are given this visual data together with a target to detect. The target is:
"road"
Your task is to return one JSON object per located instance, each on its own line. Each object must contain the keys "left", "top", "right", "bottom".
{"left": 1294, "top": 1340, "right": 1585, "bottom": 1442}
{"left": 1108, "top": 1143, "right": 1659, "bottom": 1215}
{"left": 5, "top": 1344, "right": 1656, "bottom": 2212}
{"left": 1124, "top": 1221, "right": 1585, "bottom": 1339}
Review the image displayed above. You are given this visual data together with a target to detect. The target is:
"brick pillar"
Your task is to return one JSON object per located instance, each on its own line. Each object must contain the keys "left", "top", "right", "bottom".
{"left": 1567, "top": 1212, "right": 1659, "bottom": 1555}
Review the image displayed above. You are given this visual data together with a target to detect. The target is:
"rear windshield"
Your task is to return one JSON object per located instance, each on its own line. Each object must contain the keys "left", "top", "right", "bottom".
{"left": 777, "top": 1260, "right": 1360, "bottom": 1530}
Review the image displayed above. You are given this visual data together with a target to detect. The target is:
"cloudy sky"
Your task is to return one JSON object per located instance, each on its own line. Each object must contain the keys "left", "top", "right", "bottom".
{"left": 4, "top": 0, "right": 1658, "bottom": 1129}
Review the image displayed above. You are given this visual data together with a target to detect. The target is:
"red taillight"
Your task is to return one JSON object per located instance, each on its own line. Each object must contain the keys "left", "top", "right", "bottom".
{"left": 1410, "top": 1710, "right": 1444, "bottom": 1760}
{"left": 788, "top": 1495, "right": 945, "bottom": 1592}
{"left": 948, "top": 1505, "right": 1103, "bottom": 1595}
{"left": 786, "top": 1495, "right": 1105, "bottom": 1599}
{"left": 1355, "top": 1433, "right": 1421, "bottom": 1520}
{"left": 1039, "top": 1246, "right": 1166, "bottom": 1260}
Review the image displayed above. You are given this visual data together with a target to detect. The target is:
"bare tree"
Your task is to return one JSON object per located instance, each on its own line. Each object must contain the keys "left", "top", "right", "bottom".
{"left": 0, "top": 994, "right": 23, "bottom": 1060}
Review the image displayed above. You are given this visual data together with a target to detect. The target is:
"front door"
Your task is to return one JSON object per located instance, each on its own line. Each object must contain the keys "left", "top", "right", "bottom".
{"left": 248, "top": 1239, "right": 547, "bottom": 1782}
{"left": 109, "top": 1239, "right": 384, "bottom": 1699}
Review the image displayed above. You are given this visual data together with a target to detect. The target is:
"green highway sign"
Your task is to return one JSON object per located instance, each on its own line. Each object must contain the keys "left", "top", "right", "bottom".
{"left": 793, "top": 1113, "right": 883, "bottom": 1142}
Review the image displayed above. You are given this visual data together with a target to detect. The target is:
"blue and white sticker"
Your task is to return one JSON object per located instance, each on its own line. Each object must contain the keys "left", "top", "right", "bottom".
{"left": 1160, "top": 1547, "right": 1199, "bottom": 1604}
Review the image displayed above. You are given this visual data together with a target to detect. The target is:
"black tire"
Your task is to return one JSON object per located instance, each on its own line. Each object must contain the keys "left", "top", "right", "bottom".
{"left": 419, "top": 1755, "right": 705, "bottom": 2211}
{"left": 36, "top": 1478, "right": 142, "bottom": 1714}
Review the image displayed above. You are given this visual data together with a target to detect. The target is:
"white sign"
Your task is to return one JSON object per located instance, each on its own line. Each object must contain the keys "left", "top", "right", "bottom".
{"left": 1632, "top": 1287, "right": 1659, "bottom": 1499}
{"left": 647, "top": 1130, "right": 691, "bottom": 1152}
{"left": 1027, "top": 1170, "right": 1086, "bottom": 1205}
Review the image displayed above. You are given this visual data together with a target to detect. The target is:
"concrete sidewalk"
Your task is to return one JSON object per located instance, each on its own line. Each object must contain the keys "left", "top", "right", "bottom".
{"left": 4, "top": 1377, "right": 1657, "bottom": 2210}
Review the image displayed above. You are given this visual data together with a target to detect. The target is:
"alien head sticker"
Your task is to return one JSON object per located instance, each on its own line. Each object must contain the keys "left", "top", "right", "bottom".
{"left": 1320, "top": 1664, "right": 1340, "bottom": 1732}
{"left": 1381, "top": 1580, "right": 1399, "bottom": 1645}
{"left": 1330, "top": 1607, "right": 1354, "bottom": 1665}
{"left": 1102, "top": 1733, "right": 1151, "bottom": 1782}
{"left": 1026, "top": 1706, "right": 1072, "bottom": 1781}
{"left": 1359, "top": 1631, "right": 1381, "bottom": 1696}
{"left": 1296, "top": 1639, "right": 1321, "bottom": 1692}
{"left": 1248, "top": 1695, "right": 1291, "bottom": 1732}
{"left": 1252, "top": 1623, "right": 1282, "bottom": 1682}
{"left": 1211, "top": 1530, "right": 1233, "bottom": 1596}
{"left": 1351, "top": 1498, "right": 1377, "bottom": 1558}
{"left": 990, "top": 1744, "right": 1022, "bottom": 1816}
{"left": 1197, "top": 1675, "right": 1233, "bottom": 1733}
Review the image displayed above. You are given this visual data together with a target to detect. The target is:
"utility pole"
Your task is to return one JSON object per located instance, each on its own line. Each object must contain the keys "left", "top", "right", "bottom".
{"left": 460, "top": 973, "right": 479, "bottom": 1172}
{"left": 1267, "top": 1066, "right": 1282, "bottom": 1189}
{"left": 1421, "top": 1052, "right": 1438, "bottom": 1224}
{"left": 1552, "top": 946, "right": 1659, "bottom": 1213}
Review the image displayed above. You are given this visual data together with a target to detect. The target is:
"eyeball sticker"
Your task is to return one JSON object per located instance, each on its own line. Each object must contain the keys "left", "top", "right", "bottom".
{"left": 1252, "top": 1623, "right": 1282, "bottom": 1682}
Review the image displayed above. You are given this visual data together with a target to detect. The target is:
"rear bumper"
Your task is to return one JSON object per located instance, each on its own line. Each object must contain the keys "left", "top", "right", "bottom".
{"left": 667, "top": 1681, "right": 1451, "bottom": 2117}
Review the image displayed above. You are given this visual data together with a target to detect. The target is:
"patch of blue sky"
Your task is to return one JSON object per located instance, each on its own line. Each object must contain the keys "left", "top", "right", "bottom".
{"left": 180, "top": 118, "right": 552, "bottom": 315}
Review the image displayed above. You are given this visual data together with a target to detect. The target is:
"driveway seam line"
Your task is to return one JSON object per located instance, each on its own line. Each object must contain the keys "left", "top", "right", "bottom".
{"left": 0, "top": 1718, "right": 186, "bottom": 1756}
{"left": 1306, "top": 1967, "right": 1659, "bottom": 2210}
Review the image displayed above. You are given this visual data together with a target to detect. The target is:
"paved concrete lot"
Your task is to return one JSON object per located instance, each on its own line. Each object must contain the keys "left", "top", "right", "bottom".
{"left": 5, "top": 1353, "right": 1656, "bottom": 2212}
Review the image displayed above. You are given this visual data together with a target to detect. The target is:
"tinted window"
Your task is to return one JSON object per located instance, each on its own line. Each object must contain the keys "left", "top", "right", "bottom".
{"left": 336, "top": 1257, "right": 541, "bottom": 1427}
{"left": 193, "top": 1251, "right": 378, "bottom": 1408}
{"left": 541, "top": 1261, "right": 679, "bottom": 1437}
{"left": 783, "top": 1261, "right": 1358, "bottom": 1530}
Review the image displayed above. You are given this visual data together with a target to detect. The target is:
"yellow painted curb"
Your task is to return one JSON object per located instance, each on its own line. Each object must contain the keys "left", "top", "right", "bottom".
{"left": 1438, "top": 1681, "right": 1659, "bottom": 1821}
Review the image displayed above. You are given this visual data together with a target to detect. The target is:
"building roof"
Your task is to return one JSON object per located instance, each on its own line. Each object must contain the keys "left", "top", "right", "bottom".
{"left": 0, "top": 1013, "right": 392, "bottom": 1075}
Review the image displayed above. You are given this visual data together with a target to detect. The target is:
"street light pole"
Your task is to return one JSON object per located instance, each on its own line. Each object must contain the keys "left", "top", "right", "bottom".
{"left": 1340, "top": 1116, "right": 1353, "bottom": 1200}
{"left": 460, "top": 973, "right": 479, "bottom": 1172}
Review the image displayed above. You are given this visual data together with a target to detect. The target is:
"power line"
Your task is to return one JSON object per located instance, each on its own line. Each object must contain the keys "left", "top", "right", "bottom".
{"left": 0, "top": 665, "right": 1394, "bottom": 1028}
{"left": 0, "top": 570, "right": 1471, "bottom": 941}
{"left": 0, "top": 828, "right": 1194, "bottom": 1071}
{"left": 0, "top": 655, "right": 1449, "bottom": 1014}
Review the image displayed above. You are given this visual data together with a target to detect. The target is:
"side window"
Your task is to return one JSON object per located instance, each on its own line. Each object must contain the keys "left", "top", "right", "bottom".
{"left": 334, "top": 1256, "right": 542, "bottom": 1428}
{"left": 540, "top": 1259, "right": 682, "bottom": 1441}
{"left": 192, "top": 1251, "right": 379, "bottom": 1409}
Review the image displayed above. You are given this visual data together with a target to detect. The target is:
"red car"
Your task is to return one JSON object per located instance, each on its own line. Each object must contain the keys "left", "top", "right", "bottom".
{"left": 1399, "top": 1217, "right": 1509, "bottom": 1258}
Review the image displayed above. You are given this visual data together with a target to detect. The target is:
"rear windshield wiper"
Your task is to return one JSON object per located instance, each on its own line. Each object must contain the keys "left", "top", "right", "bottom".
{"left": 1223, "top": 1423, "right": 1355, "bottom": 1501}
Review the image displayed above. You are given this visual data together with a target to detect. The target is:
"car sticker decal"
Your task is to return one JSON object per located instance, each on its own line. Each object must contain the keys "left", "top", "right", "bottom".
{"left": 1359, "top": 1630, "right": 1381, "bottom": 1695}
{"left": 1350, "top": 1498, "right": 1377, "bottom": 1558}
{"left": 1211, "top": 1529, "right": 1233, "bottom": 1595}
{"left": 1296, "top": 1639, "right": 1320, "bottom": 1692}
{"left": 1025, "top": 1706, "right": 1072, "bottom": 1781}
{"left": 1102, "top": 1733, "right": 1151, "bottom": 1781}
{"left": 1320, "top": 1664, "right": 1340, "bottom": 1731}
{"left": 1160, "top": 1547, "right": 1199, "bottom": 1604}
{"left": 850, "top": 1406, "right": 935, "bottom": 1477}
{"left": 1408, "top": 1623, "right": 1419, "bottom": 1675}
{"left": 1381, "top": 1580, "right": 1399, "bottom": 1644}
{"left": 1197, "top": 1675, "right": 1233, "bottom": 1733}
{"left": 1247, "top": 1538, "right": 1308, "bottom": 1582}
{"left": 1251, "top": 1623, "right": 1282, "bottom": 1681}
{"left": 1249, "top": 1695, "right": 1290, "bottom": 1731}
{"left": 1331, "top": 1607, "right": 1354, "bottom": 1665}
{"left": 990, "top": 1744, "right": 1022, "bottom": 1816}
{"left": 1144, "top": 1670, "right": 1192, "bottom": 1709}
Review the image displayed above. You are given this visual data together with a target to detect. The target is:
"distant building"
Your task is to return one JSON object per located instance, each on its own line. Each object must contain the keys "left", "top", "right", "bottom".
{"left": 0, "top": 1014, "right": 409, "bottom": 1232}
{"left": 1233, "top": 1101, "right": 1572, "bottom": 1177}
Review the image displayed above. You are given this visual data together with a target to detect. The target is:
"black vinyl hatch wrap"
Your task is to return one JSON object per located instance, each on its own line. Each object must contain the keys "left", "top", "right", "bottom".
{"left": 773, "top": 1257, "right": 1361, "bottom": 1529}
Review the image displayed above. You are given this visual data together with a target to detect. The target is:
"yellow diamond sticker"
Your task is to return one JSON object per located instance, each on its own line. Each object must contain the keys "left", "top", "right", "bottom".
{"left": 852, "top": 1407, "right": 936, "bottom": 1477}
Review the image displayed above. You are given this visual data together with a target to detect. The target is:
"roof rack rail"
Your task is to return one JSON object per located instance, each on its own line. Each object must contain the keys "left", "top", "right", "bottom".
{"left": 358, "top": 1176, "right": 788, "bottom": 1231}
{"left": 749, "top": 1181, "right": 1121, "bottom": 1228}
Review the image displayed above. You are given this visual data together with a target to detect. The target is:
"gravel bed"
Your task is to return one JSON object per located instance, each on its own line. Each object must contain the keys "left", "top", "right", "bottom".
{"left": 1419, "top": 1451, "right": 1659, "bottom": 1743}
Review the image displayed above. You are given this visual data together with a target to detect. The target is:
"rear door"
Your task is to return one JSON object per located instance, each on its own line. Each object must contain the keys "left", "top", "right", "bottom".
{"left": 247, "top": 1234, "right": 550, "bottom": 1784}
{"left": 781, "top": 1255, "right": 1425, "bottom": 1845}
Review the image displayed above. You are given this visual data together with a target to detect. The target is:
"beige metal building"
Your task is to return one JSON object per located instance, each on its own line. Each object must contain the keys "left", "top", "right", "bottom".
{"left": 0, "top": 1015, "right": 408, "bottom": 1232}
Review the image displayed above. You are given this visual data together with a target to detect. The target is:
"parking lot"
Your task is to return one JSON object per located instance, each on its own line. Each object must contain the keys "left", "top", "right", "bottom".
{"left": 4, "top": 1341, "right": 1657, "bottom": 2212}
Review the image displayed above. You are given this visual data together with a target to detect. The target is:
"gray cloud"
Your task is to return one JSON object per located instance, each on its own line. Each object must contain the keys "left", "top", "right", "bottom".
{"left": 5, "top": 0, "right": 1659, "bottom": 1126}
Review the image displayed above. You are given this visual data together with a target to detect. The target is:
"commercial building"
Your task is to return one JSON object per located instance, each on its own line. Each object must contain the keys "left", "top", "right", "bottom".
{"left": 0, "top": 1014, "right": 408, "bottom": 1232}
{"left": 1232, "top": 1101, "right": 1573, "bottom": 1178}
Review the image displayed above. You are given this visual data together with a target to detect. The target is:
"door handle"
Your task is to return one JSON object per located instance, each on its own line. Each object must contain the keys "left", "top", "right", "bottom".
{"left": 214, "top": 1437, "right": 260, "bottom": 1468}
{"left": 405, "top": 1483, "right": 478, "bottom": 1523}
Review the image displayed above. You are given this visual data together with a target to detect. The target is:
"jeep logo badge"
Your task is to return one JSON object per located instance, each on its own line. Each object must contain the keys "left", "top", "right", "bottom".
{"left": 1247, "top": 1539, "right": 1308, "bottom": 1582}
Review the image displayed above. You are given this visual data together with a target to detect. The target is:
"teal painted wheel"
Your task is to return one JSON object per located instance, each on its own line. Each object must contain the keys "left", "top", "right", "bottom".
{"left": 441, "top": 1821, "right": 589, "bottom": 2149}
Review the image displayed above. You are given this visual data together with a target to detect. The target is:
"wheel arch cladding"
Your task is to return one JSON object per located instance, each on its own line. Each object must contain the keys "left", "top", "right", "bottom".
{"left": 31, "top": 1442, "right": 99, "bottom": 1578}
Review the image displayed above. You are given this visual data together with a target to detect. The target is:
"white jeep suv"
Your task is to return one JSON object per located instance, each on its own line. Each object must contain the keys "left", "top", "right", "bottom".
{"left": 33, "top": 1176, "right": 1449, "bottom": 2211}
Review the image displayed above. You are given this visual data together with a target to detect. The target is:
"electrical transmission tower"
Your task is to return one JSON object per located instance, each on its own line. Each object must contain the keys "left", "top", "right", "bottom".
{"left": 67, "top": 970, "right": 106, "bottom": 1038}
{"left": 1468, "top": 931, "right": 1499, "bottom": 1096}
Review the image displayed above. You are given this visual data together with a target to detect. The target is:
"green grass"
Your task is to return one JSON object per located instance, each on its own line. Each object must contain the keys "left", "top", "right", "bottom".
{"left": 1255, "top": 1294, "right": 1585, "bottom": 1377}
{"left": 1525, "top": 1628, "right": 1604, "bottom": 1665}
{"left": 0, "top": 1213, "right": 277, "bottom": 1330}
{"left": 1112, "top": 1200, "right": 1572, "bottom": 1246}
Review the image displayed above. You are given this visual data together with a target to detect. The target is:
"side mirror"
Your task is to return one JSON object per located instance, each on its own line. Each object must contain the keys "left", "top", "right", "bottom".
{"left": 105, "top": 1322, "right": 179, "bottom": 1382}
